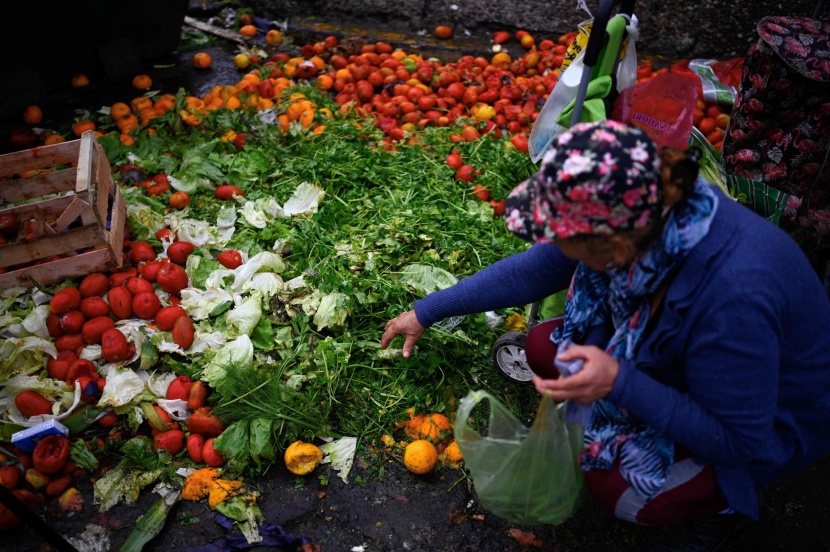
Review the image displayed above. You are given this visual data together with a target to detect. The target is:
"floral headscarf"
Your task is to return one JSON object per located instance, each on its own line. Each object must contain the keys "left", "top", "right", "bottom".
{"left": 504, "top": 120, "right": 663, "bottom": 241}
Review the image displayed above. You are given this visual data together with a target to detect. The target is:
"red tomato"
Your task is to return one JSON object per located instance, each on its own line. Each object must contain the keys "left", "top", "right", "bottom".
{"left": 46, "top": 313, "right": 64, "bottom": 338}
{"left": 107, "top": 286, "right": 133, "bottom": 319}
{"left": 0, "top": 213, "right": 19, "bottom": 239}
{"left": 216, "top": 250, "right": 243, "bottom": 269}
{"left": 79, "top": 273, "right": 110, "bottom": 297}
{"left": 154, "top": 429, "right": 186, "bottom": 455}
{"left": 80, "top": 296, "right": 111, "bottom": 319}
{"left": 50, "top": 287, "right": 81, "bottom": 316}
{"left": 472, "top": 184, "right": 491, "bottom": 201}
{"left": 138, "top": 260, "right": 166, "bottom": 282}
{"left": 187, "top": 381, "right": 209, "bottom": 410}
{"left": 32, "top": 435, "right": 70, "bottom": 475}
{"left": 129, "top": 241, "right": 156, "bottom": 265}
{"left": 215, "top": 185, "right": 244, "bottom": 200}
{"left": 155, "top": 228, "right": 174, "bottom": 242}
{"left": 155, "top": 305, "right": 187, "bottom": 331}
{"left": 167, "top": 241, "right": 196, "bottom": 265}
{"left": 97, "top": 410, "right": 119, "bottom": 428}
{"left": 445, "top": 151, "right": 463, "bottom": 170}
{"left": 455, "top": 165, "right": 477, "bottom": 182}
{"left": 172, "top": 316, "right": 195, "bottom": 350}
{"left": 47, "top": 350, "right": 77, "bottom": 380}
{"left": 45, "top": 475, "right": 73, "bottom": 498}
{"left": 124, "top": 276, "right": 154, "bottom": 297}
{"left": 77, "top": 375, "right": 100, "bottom": 403}
{"left": 101, "top": 329, "right": 130, "bottom": 363}
{"left": 186, "top": 434, "right": 205, "bottom": 463}
{"left": 156, "top": 264, "right": 189, "bottom": 295}
{"left": 59, "top": 310, "right": 86, "bottom": 334}
{"left": 132, "top": 292, "right": 162, "bottom": 320}
{"left": 0, "top": 465, "right": 20, "bottom": 490}
{"left": 66, "top": 359, "right": 96, "bottom": 386}
{"left": 202, "top": 438, "right": 225, "bottom": 467}
{"left": 490, "top": 199, "right": 506, "bottom": 216}
{"left": 81, "top": 315, "right": 116, "bottom": 344}
{"left": 169, "top": 191, "right": 190, "bottom": 210}
{"left": 14, "top": 390, "right": 52, "bottom": 417}
{"left": 109, "top": 267, "right": 138, "bottom": 287}
{"left": 165, "top": 375, "right": 193, "bottom": 401}
{"left": 54, "top": 333, "right": 85, "bottom": 355}
{"left": 510, "top": 132, "right": 529, "bottom": 153}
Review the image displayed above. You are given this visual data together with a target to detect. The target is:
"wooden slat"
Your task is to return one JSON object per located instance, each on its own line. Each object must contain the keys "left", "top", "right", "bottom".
{"left": 54, "top": 196, "right": 91, "bottom": 232}
{"left": 0, "top": 140, "right": 80, "bottom": 176}
{"left": 183, "top": 15, "right": 245, "bottom": 44}
{"left": 75, "top": 131, "right": 94, "bottom": 196}
{"left": 0, "top": 196, "right": 73, "bottom": 220}
{"left": 0, "top": 225, "right": 103, "bottom": 268}
{"left": 105, "top": 189, "right": 127, "bottom": 268}
{"left": 0, "top": 249, "right": 114, "bottom": 289}
{"left": 0, "top": 167, "right": 76, "bottom": 205}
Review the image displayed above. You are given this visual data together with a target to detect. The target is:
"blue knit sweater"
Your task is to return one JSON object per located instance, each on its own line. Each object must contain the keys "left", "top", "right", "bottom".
{"left": 414, "top": 186, "right": 830, "bottom": 520}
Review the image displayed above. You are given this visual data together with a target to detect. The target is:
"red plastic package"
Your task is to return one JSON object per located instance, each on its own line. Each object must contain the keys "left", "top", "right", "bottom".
{"left": 611, "top": 72, "right": 700, "bottom": 149}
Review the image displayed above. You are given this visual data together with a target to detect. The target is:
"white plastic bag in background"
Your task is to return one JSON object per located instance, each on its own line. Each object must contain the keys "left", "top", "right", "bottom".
{"left": 615, "top": 14, "right": 639, "bottom": 93}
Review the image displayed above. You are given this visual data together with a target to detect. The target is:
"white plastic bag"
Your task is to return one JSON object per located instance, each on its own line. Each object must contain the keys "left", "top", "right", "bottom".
{"left": 528, "top": 25, "right": 591, "bottom": 163}
{"left": 615, "top": 14, "right": 639, "bottom": 93}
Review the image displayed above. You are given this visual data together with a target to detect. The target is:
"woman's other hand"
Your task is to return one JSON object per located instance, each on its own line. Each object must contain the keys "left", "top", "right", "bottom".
{"left": 532, "top": 345, "right": 620, "bottom": 404}
{"left": 381, "top": 310, "right": 425, "bottom": 358}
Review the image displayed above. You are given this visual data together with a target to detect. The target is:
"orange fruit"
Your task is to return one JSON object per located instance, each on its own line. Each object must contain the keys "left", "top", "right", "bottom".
{"left": 70, "top": 74, "right": 90, "bottom": 87}
{"left": 404, "top": 440, "right": 438, "bottom": 474}
{"left": 239, "top": 24, "right": 257, "bottom": 38}
{"left": 417, "top": 413, "right": 453, "bottom": 442}
{"left": 23, "top": 105, "right": 42, "bottom": 125}
{"left": 131, "top": 74, "right": 153, "bottom": 90}
{"left": 43, "top": 134, "right": 66, "bottom": 146}
{"left": 110, "top": 102, "right": 132, "bottom": 120}
{"left": 444, "top": 440, "right": 463, "bottom": 463}
{"left": 434, "top": 25, "right": 453, "bottom": 39}
{"left": 192, "top": 52, "right": 212, "bottom": 69}
{"left": 284, "top": 441, "right": 323, "bottom": 475}
{"left": 71, "top": 120, "right": 96, "bottom": 138}
{"left": 266, "top": 29, "right": 283, "bottom": 46}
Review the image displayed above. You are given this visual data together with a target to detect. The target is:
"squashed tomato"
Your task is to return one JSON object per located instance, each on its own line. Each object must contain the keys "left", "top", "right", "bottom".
{"left": 32, "top": 435, "right": 71, "bottom": 475}
{"left": 186, "top": 434, "right": 205, "bottom": 463}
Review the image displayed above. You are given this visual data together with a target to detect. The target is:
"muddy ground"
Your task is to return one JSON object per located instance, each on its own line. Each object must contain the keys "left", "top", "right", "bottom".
{"left": 2, "top": 7, "right": 830, "bottom": 552}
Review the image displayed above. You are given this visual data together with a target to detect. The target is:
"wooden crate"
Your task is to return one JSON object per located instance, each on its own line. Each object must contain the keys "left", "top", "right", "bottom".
{"left": 0, "top": 131, "right": 126, "bottom": 289}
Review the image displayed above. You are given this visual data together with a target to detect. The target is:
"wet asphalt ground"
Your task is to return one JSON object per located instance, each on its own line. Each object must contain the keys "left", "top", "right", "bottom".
{"left": 2, "top": 12, "right": 830, "bottom": 552}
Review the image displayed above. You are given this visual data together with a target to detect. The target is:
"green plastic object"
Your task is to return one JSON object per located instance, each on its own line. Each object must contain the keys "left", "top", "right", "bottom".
{"left": 454, "top": 390, "right": 585, "bottom": 525}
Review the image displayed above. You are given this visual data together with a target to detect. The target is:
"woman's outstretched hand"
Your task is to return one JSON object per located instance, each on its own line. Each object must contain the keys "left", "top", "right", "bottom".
{"left": 381, "top": 310, "right": 425, "bottom": 358}
{"left": 532, "top": 344, "right": 620, "bottom": 404}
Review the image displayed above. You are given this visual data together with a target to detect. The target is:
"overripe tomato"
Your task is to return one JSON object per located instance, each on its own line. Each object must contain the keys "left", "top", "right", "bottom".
{"left": 54, "top": 333, "right": 85, "bottom": 355}
{"left": 101, "top": 329, "right": 130, "bottom": 362}
{"left": 187, "top": 381, "right": 209, "bottom": 410}
{"left": 216, "top": 250, "right": 243, "bottom": 269}
{"left": 215, "top": 185, "right": 244, "bottom": 200}
{"left": 186, "top": 434, "right": 205, "bottom": 463}
{"left": 0, "top": 213, "right": 19, "bottom": 238}
{"left": 490, "top": 199, "right": 506, "bottom": 216}
{"left": 47, "top": 350, "right": 77, "bottom": 380}
{"left": 81, "top": 316, "right": 115, "bottom": 344}
{"left": 156, "top": 264, "right": 189, "bottom": 295}
{"left": 472, "top": 184, "right": 491, "bottom": 201}
{"left": 107, "top": 286, "right": 133, "bottom": 319}
{"left": 79, "top": 297, "right": 111, "bottom": 319}
{"left": 32, "top": 435, "right": 70, "bottom": 475}
{"left": 165, "top": 375, "right": 193, "bottom": 401}
{"left": 124, "top": 276, "right": 154, "bottom": 297}
{"left": 132, "top": 292, "right": 161, "bottom": 320}
{"left": 155, "top": 305, "right": 187, "bottom": 331}
{"left": 167, "top": 241, "right": 195, "bottom": 265}
{"left": 79, "top": 273, "right": 110, "bottom": 297}
{"left": 154, "top": 429, "right": 186, "bottom": 455}
{"left": 0, "top": 465, "right": 20, "bottom": 490}
{"left": 455, "top": 165, "right": 477, "bottom": 182}
{"left": 148, "top": 405, "right": 172, "bottom": 433}
{"left": 434, "top": 25, "right": 453, "bottom": 39}
{"left": 172, "top": 316, "right": 195, "bottom": 350}
{"left": 14, "top": 390, "right": 52, "bottom": 417}
{"left": 445, "top": 151, "right": 463, "bottom": 170}
{"left": 129, "top": 241, "right": 156, "bottom": 265}
{"left": 66, "top": 359, "right": 96, "bottom": 386}
{"left": 186, "top": 406, "right": 225, "bottom": 437}
{"left": 59, "top": 310, "right": 86, "bottom": 334}
{"left": 46, "top": 313, "right": 64, "bottom": 338}
{"left": 138, "top": 260, "right": 166, "bottom": 282}
{"left": 109, "top": 267, "right": 138, "bottom": 287}
{"left": 50, "top": 287, "right": 81, "bottom": 316}
{"left": 202, "top": 438, "right": 225, "bottom": 467}
{"left": 96, "top": 410, "right": 119, "bottom": 428}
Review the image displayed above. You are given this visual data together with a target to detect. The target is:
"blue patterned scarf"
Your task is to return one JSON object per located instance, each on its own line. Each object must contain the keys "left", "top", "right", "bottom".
{"left": 552, "top": 179, "right": 718, "bottom": 502}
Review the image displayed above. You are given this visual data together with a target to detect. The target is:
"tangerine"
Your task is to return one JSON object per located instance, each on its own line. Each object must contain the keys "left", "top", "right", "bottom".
{"left": 131, "top": 74, "right": 153, "bottom": 90}
{"left": 266, "top": 29, "right": 283, "bottom": 46}
{"left": 192, "top": 52, "right": 212, "bottom": 69}
{"left": 434, "top": 25, "right": 453, "bottom": 39}
{"left": 70, "top": 74, "right": 90, "bottom": 87}
{"left": 404, "top": 440, "right": 438, "bottom": 474}
{"left": 23, "top": 105, "right": 42, "bottom": 125}
{"left": 71, "top": 120, "right": 96, "bottom": 138}
{"left": 444, "top": 440, "right": 463, "bottom": 463}
{"left": 239, "top": 24, "right": 257, "bottom": 38}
